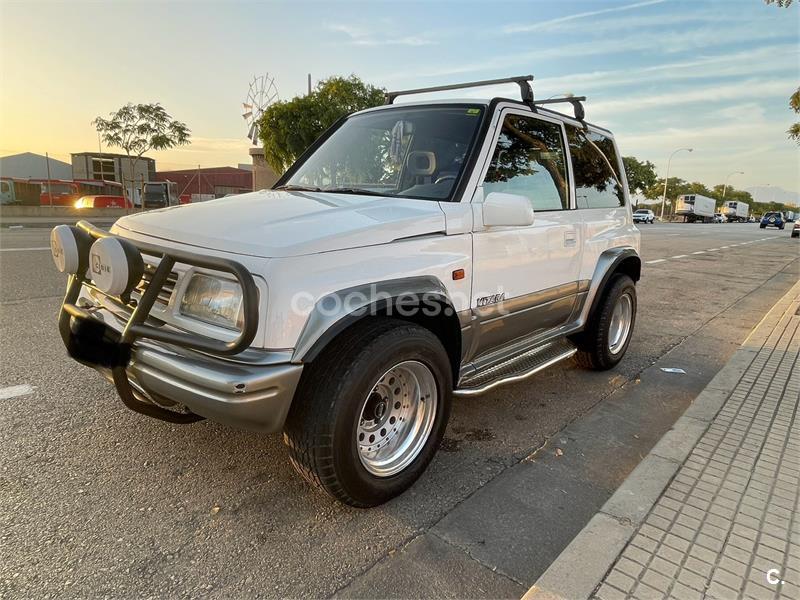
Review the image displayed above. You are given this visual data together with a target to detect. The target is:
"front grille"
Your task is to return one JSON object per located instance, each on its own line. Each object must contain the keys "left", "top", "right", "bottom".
{"left": 134, "top": 263, "right": 179, "bottom": 306}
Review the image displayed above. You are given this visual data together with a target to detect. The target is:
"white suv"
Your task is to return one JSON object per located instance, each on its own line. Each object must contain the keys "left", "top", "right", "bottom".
{"left": 632, "top": 209, "right": 655, "bottom": 224}
{"left": 51, "top": 76, "right": 640, "bottom": 506}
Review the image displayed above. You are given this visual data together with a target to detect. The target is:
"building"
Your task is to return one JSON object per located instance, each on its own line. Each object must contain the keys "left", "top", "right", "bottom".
{"left": 154, "top": 166, "right": 253, "bottom": 201}
{"left": 0, "top": 152, "right": 71, "bottom": 180}
{"left": 71, "top": 152, "right": 155, "bottom": 190}
{"left": 249, "top": 147, "right": 280, "bottom": 190}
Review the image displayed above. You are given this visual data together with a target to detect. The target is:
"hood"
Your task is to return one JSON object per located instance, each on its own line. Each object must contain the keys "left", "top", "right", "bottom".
{"left": 112, "top": 189, "right": 446, "bottom": 258}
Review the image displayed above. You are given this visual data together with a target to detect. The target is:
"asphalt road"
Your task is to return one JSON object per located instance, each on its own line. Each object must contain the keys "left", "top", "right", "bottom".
{"left": 1, "top": 222, "right": 798, "bottom": 598}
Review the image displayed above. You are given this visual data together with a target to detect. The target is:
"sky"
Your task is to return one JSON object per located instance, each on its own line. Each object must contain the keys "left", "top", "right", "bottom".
{"left": 1, "top": 0, "right": 798, "bottom": 202}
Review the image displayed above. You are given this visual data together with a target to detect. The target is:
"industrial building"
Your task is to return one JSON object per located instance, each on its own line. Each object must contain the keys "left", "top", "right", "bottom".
{"left": 71, "top": 152, "right": 155, "bottom": 189}
{"left": 0, "top": 152, "right": 71, "bottom": 180}
{"left": 154, "top": 166, "right": 253, "bottom": 202}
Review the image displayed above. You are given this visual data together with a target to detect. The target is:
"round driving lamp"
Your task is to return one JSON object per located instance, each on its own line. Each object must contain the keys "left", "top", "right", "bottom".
{"left": 88, "top": 237, "right": 144, "bottom": 296}
{"left": 50, "top": 225, "right": 92, "bottom": 275}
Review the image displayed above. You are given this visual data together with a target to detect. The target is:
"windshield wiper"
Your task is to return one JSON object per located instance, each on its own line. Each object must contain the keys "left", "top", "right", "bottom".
{"left": 323, "top": 187, "right": 388, "bottom": 197}
{"left": 274, "top": 184, "right": 322, "bottom": 192}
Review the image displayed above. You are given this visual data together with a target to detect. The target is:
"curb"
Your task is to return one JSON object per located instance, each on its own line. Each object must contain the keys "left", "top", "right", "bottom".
{"left": 522, "top": 278, "right": 800, "bottom": 600}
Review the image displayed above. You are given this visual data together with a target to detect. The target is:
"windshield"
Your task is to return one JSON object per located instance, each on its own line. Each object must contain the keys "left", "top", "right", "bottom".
{"left": 634, "top": 209, "right": 648, "bottom": 214}
{"left": 282, "top": 105, "right": 485, "bottom": 201}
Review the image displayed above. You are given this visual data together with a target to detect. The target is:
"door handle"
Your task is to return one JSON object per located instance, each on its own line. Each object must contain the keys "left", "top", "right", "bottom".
{"left": 564, "top": 231, "right": 577, "bottom": 247}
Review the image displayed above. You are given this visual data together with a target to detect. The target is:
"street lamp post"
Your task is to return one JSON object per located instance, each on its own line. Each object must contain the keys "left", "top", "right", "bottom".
{"left": 722, "top": 171, "right": 744, "bottom": 198}
{"left": 660, "top": 147, "right": 693, "bottom": 221}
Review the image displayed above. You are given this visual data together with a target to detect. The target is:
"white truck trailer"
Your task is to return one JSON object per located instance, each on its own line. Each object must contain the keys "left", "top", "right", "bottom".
{"left": 675, "top": 194, "right": 716, "bottom": 223}
{"left": 723, "top": 200, "right": 749, "bottom": 223}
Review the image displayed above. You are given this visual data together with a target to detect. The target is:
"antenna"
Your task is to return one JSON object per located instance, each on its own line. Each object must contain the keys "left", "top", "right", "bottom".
{"left": 242, "top": 74, "right": 279, "bottom": 145}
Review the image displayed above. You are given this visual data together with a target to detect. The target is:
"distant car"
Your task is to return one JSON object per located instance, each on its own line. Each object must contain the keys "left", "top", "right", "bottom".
{"left": 633, "top": 209, "right": 655, "bottom": 224}
{"left": 748, "top": 216, "right": 757, "bottom": 223}
{"left": 760, "top": 211, "right": 786, "bottom": 230}
{"left": 792, "top": 221, "right": 799, "bottom": 238}
{"left": 74, "top": 195, "right": 131, "bottom": 209}
{"left": 712, "top": 213, "right": 726, "bottom": 223}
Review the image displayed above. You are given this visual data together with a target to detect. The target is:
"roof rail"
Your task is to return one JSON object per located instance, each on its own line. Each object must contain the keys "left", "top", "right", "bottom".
{"left": 384, "top": 75, "right": 534, "bottom": 105}
{"left": 384, "top": 75, "right": 587, "bottom": 120}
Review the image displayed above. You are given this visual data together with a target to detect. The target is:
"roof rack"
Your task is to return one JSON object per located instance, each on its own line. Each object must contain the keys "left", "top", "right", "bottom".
{"left": 534, "top": 96, "right": 587, "bottom": 121}
{"left": 385, "top": 75, "right": 535, "bottom": 105}
{"left": 384, "top": 75, "right": 586, "bottom": 120}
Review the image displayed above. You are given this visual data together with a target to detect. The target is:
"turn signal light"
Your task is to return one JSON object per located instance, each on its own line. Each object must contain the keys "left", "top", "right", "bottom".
{"left": 452, "top": 269, "right": 465, "bottom": 281}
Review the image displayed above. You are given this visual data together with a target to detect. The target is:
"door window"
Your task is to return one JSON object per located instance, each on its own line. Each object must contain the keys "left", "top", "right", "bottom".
{"left": 483, "top": 114, "right": 568, "bottom": 211}
{"left": 566, "top": 126, "right": 625, "bottom": 209}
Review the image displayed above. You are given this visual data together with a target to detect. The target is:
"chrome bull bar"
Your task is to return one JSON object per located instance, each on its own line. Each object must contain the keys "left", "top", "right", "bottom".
{"left": 57, "top": 220, "right": 260, "bottom": 423}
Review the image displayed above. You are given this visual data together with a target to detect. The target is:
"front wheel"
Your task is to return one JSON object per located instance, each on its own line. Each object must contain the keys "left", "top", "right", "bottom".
{"left": 572, "top": 274, "right": 637, "bottom": 371}
{"left": 283, "top": 319, "right": 452, "bottom": 507}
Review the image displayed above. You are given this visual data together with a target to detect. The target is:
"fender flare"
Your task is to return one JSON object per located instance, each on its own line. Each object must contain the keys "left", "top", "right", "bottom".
{"left": 291, "top": 276, "right": 458, "bottom": 363}
{"left": 583, "top": 247, "right": 641, "bottom": 324}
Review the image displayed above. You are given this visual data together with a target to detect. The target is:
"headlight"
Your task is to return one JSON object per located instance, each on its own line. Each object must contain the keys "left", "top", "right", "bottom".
{"left": 179, "top": 273, "right": 244, "bottom": 331}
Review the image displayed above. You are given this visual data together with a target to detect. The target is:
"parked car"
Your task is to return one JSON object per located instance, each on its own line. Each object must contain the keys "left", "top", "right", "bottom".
{"left": 760, "top": 211, "right": 786, "bottom": 230}
{"left": 632, "top": 209, "right": 655, "bottom": 224}
{"left": 792, "top": 221, "right": 799, "bottom": 238}
{"left": 49, "top": 76, "right": 641, "bottom": 506}
{"left": 712, "top": 213, "right": 726, "bottom": 223}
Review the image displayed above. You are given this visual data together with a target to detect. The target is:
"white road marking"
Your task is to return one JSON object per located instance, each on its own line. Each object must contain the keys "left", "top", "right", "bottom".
{"left": 0, "top": 384, "right": 35, "bottom": 400}
{"left": 0, "top": 247, "right": 50, "bottom": 252}
{"left": 708, "top": 248, "right": 719, "bottom": 251}
{"left": 692, "top": 251, "right": 706, "bottom": 254}
{"left": 720, "top": 246, "right": 730, "bottom": 249}
{"left": 671, "top": 255, "right": 688, "bottom": 259}
{"left": 646, "top": 259, "right": 667, "bottom": 264}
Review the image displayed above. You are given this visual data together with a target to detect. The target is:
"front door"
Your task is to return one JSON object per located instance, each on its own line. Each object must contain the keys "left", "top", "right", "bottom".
{"left": 470, "top": 109, "right": 583, "bottom": 358}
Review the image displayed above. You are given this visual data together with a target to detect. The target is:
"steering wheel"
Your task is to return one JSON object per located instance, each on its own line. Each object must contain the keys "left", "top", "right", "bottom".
{"left": 434, "top": 175, "right": 456, "bottom": 185}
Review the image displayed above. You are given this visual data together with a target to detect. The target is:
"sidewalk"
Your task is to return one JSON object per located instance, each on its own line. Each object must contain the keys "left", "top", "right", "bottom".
{"left": 526, "top": 280, "right": 800, "bottom": 600}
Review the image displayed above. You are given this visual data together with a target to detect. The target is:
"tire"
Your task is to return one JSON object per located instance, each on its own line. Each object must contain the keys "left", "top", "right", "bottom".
{"left": 760, "top": 225, "right": 766, "bottom": 229}
{"left": 779, "top": 224, "right": 785, "bottom": 230}
{"left": 572, "top": 274, "right": 637, "bottom": 371}
{"left": 283, "top": 318, "right": 452, "bottom": 507}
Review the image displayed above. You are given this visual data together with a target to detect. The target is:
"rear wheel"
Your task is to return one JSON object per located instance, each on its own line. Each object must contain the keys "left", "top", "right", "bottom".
{"left": 283, "top": 319, "right": 452, "bottom": 507}
{"left": 573, "top": 274, "right": 637, "bottom": 371}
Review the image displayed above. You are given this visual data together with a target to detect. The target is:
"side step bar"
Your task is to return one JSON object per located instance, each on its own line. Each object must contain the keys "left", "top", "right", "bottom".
{"left": 454, "top": 339, "right": 577, "bottom": 397}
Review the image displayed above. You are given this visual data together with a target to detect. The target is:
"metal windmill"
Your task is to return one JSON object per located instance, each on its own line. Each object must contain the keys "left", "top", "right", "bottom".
{"left": 242, "top": 74, "right": 279, "bottom": 145}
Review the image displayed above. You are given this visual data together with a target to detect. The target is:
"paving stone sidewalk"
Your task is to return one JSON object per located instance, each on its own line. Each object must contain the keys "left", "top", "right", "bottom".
{"left": 527, "top": 280, "right": 800, "bottom": 600}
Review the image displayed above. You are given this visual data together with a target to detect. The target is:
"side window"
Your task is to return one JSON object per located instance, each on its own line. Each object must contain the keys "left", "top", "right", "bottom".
{"left": 483, "top": 114, "right": 568, "bottom": 211}
{"left": 566, "top": 126, "right": 625, "bottom": 209}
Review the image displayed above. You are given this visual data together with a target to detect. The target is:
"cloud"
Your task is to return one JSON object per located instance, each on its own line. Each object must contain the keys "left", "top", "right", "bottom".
{"left": 326, "top": 23, "right": 435, "bottom": 47}
{"left": 503, "top": 0, "right": 667, "bottom": 34}
{"left": 534, "top": 44, "right": 799, "bottom": 95}
{"left": 381, "top": 20, "right": 792, "bottom": 84}
{"left": 589, "top": 78, "right": 791, "bottom": 117}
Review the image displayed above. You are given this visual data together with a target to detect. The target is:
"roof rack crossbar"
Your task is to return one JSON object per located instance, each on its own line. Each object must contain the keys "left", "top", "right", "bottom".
{"left": 532, "top": 96, "right": 587, "bottom": 121}
{"left": 384, "top": 75, "right": 534, "bottom": 105}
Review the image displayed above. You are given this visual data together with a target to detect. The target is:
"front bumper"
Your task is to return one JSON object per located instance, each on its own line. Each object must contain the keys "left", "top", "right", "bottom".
{"left": 126, "top": 342, "right": 302, "bottom": 432}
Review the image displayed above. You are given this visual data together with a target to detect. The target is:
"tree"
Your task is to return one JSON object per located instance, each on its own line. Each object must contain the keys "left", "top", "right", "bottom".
{"left": 788, "top": 88, "right": 800, "bottom": 143}
{"left": 622, "top": 156, "right": 657, "bottom": 196}
{"left": 258, "top": 75, "right": 385, "bottom": 173}
{"left": 710, "top": 185, "right": 753, "bottom": 203}
{"left": 93, "top": 103, "right": 190, "bottom": 208}
{"left": 765, "top": 1, "right": 798, "bottom": 142}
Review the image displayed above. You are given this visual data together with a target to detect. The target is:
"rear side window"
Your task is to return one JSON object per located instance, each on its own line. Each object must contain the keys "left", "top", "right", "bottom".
{"left": 483, "top": 114, "right": 568, "bottom": 211}
{"left": 566, "top": 126, "right": 625, "bottom": 209}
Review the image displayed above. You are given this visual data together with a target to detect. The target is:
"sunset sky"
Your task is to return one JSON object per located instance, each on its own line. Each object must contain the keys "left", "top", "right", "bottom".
{"left": 1, "top": 0, "right": 798, "bottom": 200}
